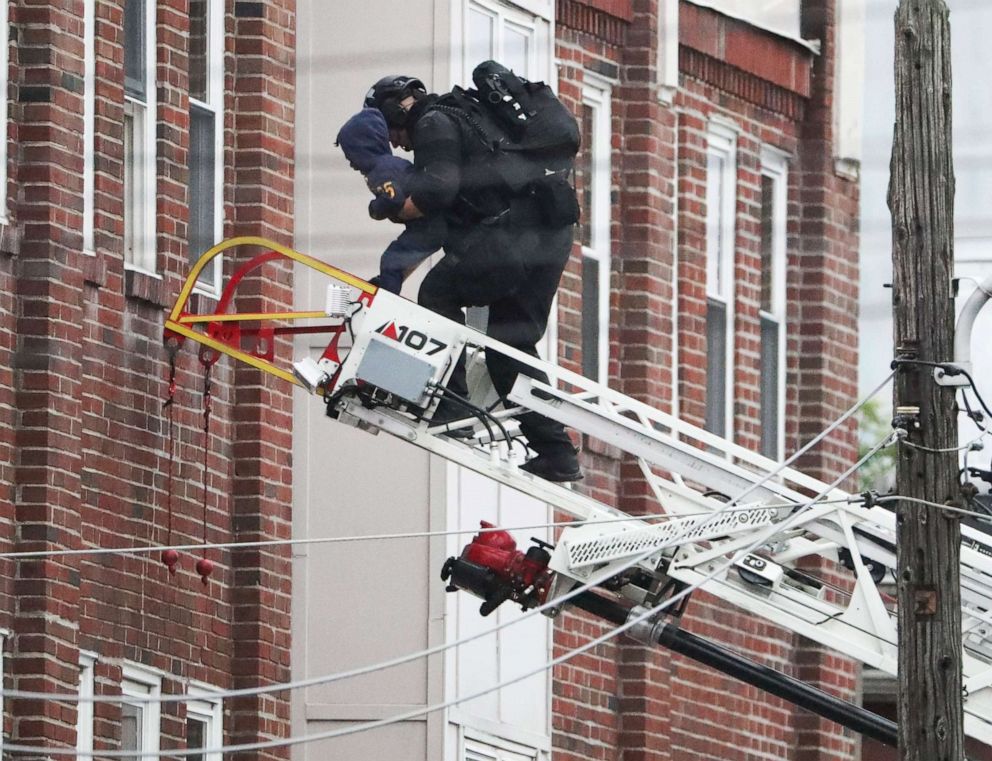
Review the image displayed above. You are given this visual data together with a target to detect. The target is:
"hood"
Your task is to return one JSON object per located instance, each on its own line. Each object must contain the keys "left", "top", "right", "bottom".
{"left": 336, "top": 108, "right": 392, "bottom": 174}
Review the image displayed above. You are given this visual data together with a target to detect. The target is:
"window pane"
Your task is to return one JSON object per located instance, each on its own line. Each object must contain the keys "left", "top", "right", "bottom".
{"left": 503, "top": 23, "right": 530, "bottom": 74}
{"left": 581, "top": 255, "right": 600, "bottom": 381}
{"left": 760, "top": 175, "right": 775, "bottom": 313}
{"left": 189, "top": 103, "right": 217, "bottom": 268}
{"left": 760, "top": 315, "right": 780, "bottom": 458}
{"left": 121, "top": 704, "right": 142, "bottom": 760}
{"left": 186, "top": 717, "right": 206, "bottom": 761}
{"left": 705, "top": 298, "right": 727, "bottom": 437}
{"left": 468, "top": 8, "right": 495, "bottom": 63}
{"left": 189, "top": 0, "right": 208, "bottom": 102}
{"left": 123, "top": 0, "right": 145, "bottom": 99}
{"left": 578, "top": 104, "right": 594, "bottom": 247}
{"left": 705, "top": 153, "right": 725, "bottom": 296}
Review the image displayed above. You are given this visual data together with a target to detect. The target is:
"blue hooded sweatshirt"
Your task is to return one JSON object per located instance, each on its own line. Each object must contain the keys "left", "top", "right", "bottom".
{"left": 336, "top": 108, "right": 415, "bottom": 219}
{"left": 336, "top": 108, "right": 445, "bottom": 293}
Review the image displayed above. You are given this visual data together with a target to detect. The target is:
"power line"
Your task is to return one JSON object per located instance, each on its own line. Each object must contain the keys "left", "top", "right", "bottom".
{"left": 1, "top": 432, "right": 893, "bottom": 756}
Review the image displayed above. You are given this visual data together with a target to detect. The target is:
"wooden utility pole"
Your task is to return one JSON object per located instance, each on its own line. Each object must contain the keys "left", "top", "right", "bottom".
{"left": 888, "top": 1, "right": 963, "bottom": 759}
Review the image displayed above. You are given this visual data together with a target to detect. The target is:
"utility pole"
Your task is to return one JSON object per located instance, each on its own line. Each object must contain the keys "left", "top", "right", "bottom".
{"left": 888, "top": 1, "right": 964, "bottom": 760}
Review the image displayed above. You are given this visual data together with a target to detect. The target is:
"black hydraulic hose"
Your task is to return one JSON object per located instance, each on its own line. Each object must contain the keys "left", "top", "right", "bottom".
{"left": 569, "top": 590, "right": 898, "bottom": 749}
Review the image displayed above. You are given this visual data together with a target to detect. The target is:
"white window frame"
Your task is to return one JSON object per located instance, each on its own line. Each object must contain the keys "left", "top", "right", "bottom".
{"left": 705, "top": 118, "right": 738, "bottom": 441}
{"left": 123, "top": 0, "right": 157, "bottom": 274}
{"left": 189, "top": 0, "right": 225, "bottom": 294}
{"left": 0, "top": 0, "right": 9, "bottom": 225}
{"left": 186, "top": 683, "right": 223, "bottom": 761}
{"left": 76, "top": 651, "right": 98, "bottom": 761}
{"left": 580, "top": 75, "right": 612, "bottom": 383}
{"left": 121, "top": 663, "right": 162, "bottom": 759}
{"left": 82, "top": 0, "right": 96, "bottom": 254}
{"left": 0, "top": 629, "right": 7, "bottom": 757}
{"left": 759, "top": 146, "right": 789, "bottom": 460}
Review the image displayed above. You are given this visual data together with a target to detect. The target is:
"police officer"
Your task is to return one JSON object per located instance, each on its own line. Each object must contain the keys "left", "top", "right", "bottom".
{"left": 364, "top": 75, "right": 581, "bottom": 482}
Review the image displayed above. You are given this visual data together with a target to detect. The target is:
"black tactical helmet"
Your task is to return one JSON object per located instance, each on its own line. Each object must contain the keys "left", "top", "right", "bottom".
{"left": 364, "top": 75, "right": 427, "bottom": 128}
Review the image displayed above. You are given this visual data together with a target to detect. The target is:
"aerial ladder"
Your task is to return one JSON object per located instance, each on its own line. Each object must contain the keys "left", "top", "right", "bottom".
{"left": 165, "top": 237, "right": 992, "bottom": 750}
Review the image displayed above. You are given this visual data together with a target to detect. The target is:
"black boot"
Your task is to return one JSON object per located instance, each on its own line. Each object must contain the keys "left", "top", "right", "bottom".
{"left": 520, "top": 446, "right": 582, "bottom": 482}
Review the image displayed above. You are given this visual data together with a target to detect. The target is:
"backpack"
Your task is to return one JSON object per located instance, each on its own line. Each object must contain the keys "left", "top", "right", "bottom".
{"left": 429, "top": 60, "right": 581, "bottom": 226}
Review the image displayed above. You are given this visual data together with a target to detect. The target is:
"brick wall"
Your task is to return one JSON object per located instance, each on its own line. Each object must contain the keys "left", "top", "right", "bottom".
{"left": 552, "top": 1, "right": 861, "bottom": 759}
{"left": 2, "top": 0, "right": 296, "bottom": 755}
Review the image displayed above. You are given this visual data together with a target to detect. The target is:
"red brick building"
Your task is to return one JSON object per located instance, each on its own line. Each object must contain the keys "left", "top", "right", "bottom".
{"left": 0, "top": 0, "right": 871, "bottom": 759}
{"left": 0, "top": 0, "right": 295, "bottom": 756}
{"left": 552, "top": 1, "right": 862, "bottom": 760}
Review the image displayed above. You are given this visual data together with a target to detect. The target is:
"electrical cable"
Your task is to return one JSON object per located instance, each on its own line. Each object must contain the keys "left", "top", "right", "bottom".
{"left": 5, "top": 501, "right": 865, "bottom": 561}
{"left": 0, "top": 433, "right": 895, "bottom": 756}
{"left": 0, "top": 372, "right": 897, "bottom": 709}
{"left": 892, "top": 357, "right": 992, "bottom": 421}
{"left": 962, "top": 391, "right": 989, "bottom": 433}
{"left": 899, "top": 432, "right": 988, "bottom": 454}
{"left": 0, "top": 432, "right": 893, "bottom": 708}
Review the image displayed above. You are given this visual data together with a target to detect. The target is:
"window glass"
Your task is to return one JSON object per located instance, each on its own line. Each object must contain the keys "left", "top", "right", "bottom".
{"left": 579, "top": 82, "right": 611, "bottom": 384}
{"left": 120, "top": 703, "right": 142, "bottom": 760}
{"left": 123, "top": 0, "right": 154, "bottom": 272}
{"left": 758, "top": 152, "right": 787, "bottom": 459}
{"left": 704, "top": 127, "right": 736, "bottom": 439}
{"left": 123, "top": 0, "right": 146, "bottom": 99}
{"left": 189, "top": 104, "right": 216, "bottom": 261}
{"left": 186, "top": 716, "right": 206, "bottom": 761}
{"left": 189, "top": 0, "right": 208, "bottom": 102}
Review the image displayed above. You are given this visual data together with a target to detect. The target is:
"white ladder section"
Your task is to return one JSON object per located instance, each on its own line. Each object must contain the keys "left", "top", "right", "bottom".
{"left": 304, "top": 285, "right": 992, "bottom": 745}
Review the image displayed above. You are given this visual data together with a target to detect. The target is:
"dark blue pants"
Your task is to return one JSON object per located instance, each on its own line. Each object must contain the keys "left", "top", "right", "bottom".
{"left": 418, "top": 222, "right": 574, "bottom": 456}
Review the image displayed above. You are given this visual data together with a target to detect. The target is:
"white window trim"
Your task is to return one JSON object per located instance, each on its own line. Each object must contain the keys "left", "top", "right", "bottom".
{"left": 121, "top": 662, "right": 162, "bottom": 758}
{"left": 190, "top": 0, "right": 225, "bottom": 295}
{"left": 706, "top": 119, "right": 738, "bottom": 441}
{"left": 82, "top": 0, "right": 96, "bottom": 254}
{"left": 123, "top": 0, "right": 157, "bottom": 275}
{"left": 76, "top": 651, "right": 98, "bottom": 761}
{"left": 760, "top": 145, "right": 789, "bottom": 461}
{"left": 0, "top": 629, "right": 8, "bottom": 757}
{"left": 581, "top": 74, "right": 612, "bottom": 383}
{"left": 0, "top": 0, "right": 9, "bottom": 225}
{"left": 186, "top": 682, "right": 223, "bottom": 761}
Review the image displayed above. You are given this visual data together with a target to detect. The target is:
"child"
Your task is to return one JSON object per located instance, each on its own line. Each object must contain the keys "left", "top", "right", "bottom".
{"left": 335, "top": 108, "right": 445, "bottom": 293}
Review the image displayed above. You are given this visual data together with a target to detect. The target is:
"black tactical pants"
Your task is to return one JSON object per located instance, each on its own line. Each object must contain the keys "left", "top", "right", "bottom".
{"left": 418, "top": 221, "right": 574, "bottom": 456}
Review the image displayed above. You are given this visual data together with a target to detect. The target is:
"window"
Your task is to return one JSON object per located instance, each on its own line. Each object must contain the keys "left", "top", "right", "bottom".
{"left": 76, "top": 653, "right": 97, "bottom": 761}
{"left": 704, "top": 122, "right": 737, "bottom": 439}
{"left": 83, "top": 0, "right": 96, "bottom": 253}
{"left": 460, "top": 0, "right": 551, "bottom": 332}
{"left": 0, "top": 630, "right": 6, "bottom": 755}
{"left": 577, "top": 78, "right": 611, "bottom": 383}
{"left": 0, "top": 0, "right": 9, "bottom": 223}
{"left": 186, "top": 690, "right": 222, "bottom": 761}
{"left": 689, "top": 0, "right": 802, "bottom": 39}
{"left": 759, "top": 147, "right": 788, "bottom": 460}
{"left": 121, "top": 665, "right": 161, "bottom": 761}
{"left": 123, "top": 0, "right": 156, "bottom": 272}
{"left": 188, "top": 0, "right": 224, "bottom": 289}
